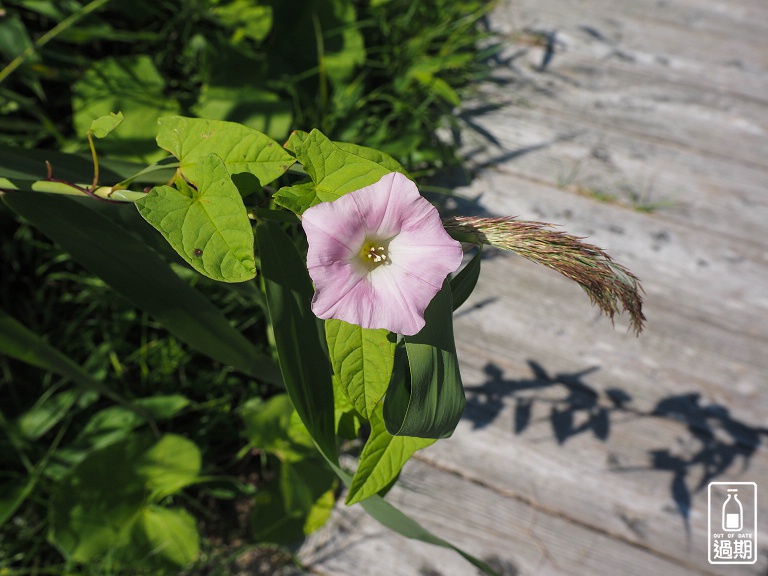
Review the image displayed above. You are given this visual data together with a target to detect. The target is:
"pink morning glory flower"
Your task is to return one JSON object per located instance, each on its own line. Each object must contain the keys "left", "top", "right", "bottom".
{"left": 301, "top": 172, "right": 463, "bottom": 336}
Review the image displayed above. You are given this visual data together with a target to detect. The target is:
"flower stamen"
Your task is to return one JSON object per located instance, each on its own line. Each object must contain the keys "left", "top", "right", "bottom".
{"left": 360, "top": 242, "right": 390, "bottom": 269}
{"left": 366, "top": 245, "right": 387, "bottom": 263}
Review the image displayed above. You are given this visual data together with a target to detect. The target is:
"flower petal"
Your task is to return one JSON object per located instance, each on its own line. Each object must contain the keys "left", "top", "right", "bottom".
{"left": 346, "top": 172, "right": 424, "bottom": 240}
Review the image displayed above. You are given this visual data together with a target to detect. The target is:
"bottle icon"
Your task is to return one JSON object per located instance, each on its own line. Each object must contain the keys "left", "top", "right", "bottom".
{"left": 722, "top": 489, "right": 743, "bottom": 531}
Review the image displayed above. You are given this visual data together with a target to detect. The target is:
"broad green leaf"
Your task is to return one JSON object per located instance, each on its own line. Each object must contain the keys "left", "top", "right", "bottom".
{"left": 90, "top": 111, "right": 124, "bottom": 138}
{"left": 136, "top": 153, "right": 256, "bottom": 282}
{"left": 256, "top": 220, "right": 337, "bottom": 460}
{"left": 157, "top": 115, "right": 294, "bottom": 187}
{"left": 2, "top": 193, "right": 280, "bottom": 385}
{"left": 276, "top": 131, "right": 409, "bottom": 215}
{"left": 136, "top": 435, "right": 201, "bottom": 501}
{"left": 50, "top": 435, "right": 154, "bottom": 562}
{"left": 295, "top": 128, "right": 391, "bottom": 196}
{"left": 193, "top": 85, "right": 292, "bottom": 142}
{"left": 450, "top": 249, "right": 482, "bottom": 311}
{"left": 346, "top": 404, "right": 434, "bottom": 505}
{"left": 287, "top": 128, "right": 393, "bottom": 211}
{"left": 325, "top": 319, "right": 395, "bottom": 420}
{"left": 76, "top": 395, "right": 190, "bottom": 450}
{"left": 331, "top": 364, "right": 363, "bottom": 440}
{"left": 283, "top": 130, "right": 309, "bottom": 153}
{"left": 241, "top": 394, "right": 315, "bottom": 462}
{"left": 73, "top": 55, "right": 179, "bottom": 162}
{"left": 251, "top": 458, "right": 336, "bottom": 546}
{"left": 333, "top": 141, "right": 407, "bottom": 174}
{"left": 304, "top": 489, "right": 336, "bottom": 534}
{"left": 50, "top": 433, "right": 200, "bottom": 565}
{"left": 272, "top": 180, "right": 318, "bottom": 214}
{"left": 384, "top": 281, "right": 466, "bottom": 438}
{"left": 284, "top": 130, "right": 404, "bottom": 174}
{"left": 135, "top": 505, "right": 199, "bottom": 567}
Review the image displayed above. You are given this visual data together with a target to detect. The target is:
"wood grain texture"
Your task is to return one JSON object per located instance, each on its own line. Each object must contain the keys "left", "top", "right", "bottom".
{"left": 299, "top": 0, "right": 768, "bottom": 573}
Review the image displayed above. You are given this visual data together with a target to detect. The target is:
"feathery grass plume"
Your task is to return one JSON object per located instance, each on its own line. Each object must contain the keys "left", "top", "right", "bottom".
{"left": 443, "top": 216, "right": 645, "bottom": 334}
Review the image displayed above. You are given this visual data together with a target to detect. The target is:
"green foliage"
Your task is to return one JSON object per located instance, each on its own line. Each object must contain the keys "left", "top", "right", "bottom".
{"left": 0, "top": 0, "right": 495, "bottom": 174}
{"left": 275, "top": 128, "right": 393, "bottom": 213}
{"left": 0, "top": 0, "right": 512, "bottom": 572}
{"left": 156, "top": 115, "right": 295, "bottom": 189}
{"left": 385, "top": 282, "right": 466, "bottom": 438}
{"left": 325, "top": 320, "right": 395, "bottom": 420}
{"left": 49, "top": 433, "right": 201, "bottom": 566}
{"left": 346, "top": 404, "right": 434, "bottom": 505}
{"left": 137, "top": 154, "right": 257, "bottom": 282}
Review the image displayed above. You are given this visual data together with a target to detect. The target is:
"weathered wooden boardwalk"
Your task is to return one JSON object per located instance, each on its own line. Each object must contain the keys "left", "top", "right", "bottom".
{"left": 299, "top": 0, "right": 768, "bottom": 574}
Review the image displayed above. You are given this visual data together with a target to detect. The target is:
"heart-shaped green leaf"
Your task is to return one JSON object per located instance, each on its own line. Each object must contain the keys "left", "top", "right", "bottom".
{"left": 157, "top": 115, "right": 294, "bottom": 187}
{"left": 49, "top": 434, "right": 200, "bottom": 566}
{"left": 136, "top": 153, "right": 256, "bottom": 282}
{"left": 273, "top": 129, "right": 394, "bottom": 214}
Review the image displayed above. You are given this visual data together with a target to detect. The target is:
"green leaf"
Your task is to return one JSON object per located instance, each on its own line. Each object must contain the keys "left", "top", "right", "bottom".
{"left": 136, "top": 153, "right": 256, "bottom": 282}
{"left": 241, "top": 394, "right": 315, "bottom": 462}
{"left": 2, "top": 193, "right": 280, "bottom": 384}
{"left": 333, "top": 141, "right": 407, "bottom": 174}
{"left": 283, "top": 130, "right": 309, "bottom": 154}
{"left": 282, "top": 128, "right": 395, "bottom": 213}
{"left": 49, "top": 434, "right": 200, "bottom": 565}
{"left": 73, "top": 55, "right": 179, "bottom": 162}
{"left": 157, "top": 115, "right": 294, "bottom": 187}
{"left": 356, "top": 490, "right": 499, "bottom": 576}
{"left": 450, "top": 249, "right": 482, "bottom": 311}
{"left": 251, "top": 458, "right": 336, "bottom": 545}
{"left": 193, "top": 86, "right": 293, "bottom": 142}
{"left": 346, "top": 404, "right": 434, "bottom": 505}
{"left": 384, "top": 282, "right": 466, "bottom": 438}
{"left": 132, "top": 394, "right": 190, "bottom": 420}
{"left": 89, "top": 111, "right": 124, "bottom": 138}
{"left": 256, "top": 220, "right": 337, "bottom": 460}
{"left": 76, "top": 395, "right": 190, "bottom": 450}
{"left": 325, "top": 319, "right": 395, "bottom": 420}
{"left": 17, "top": 389, "right": 80, "bottom": 440}
{"left": 272, "top": 180, "right": 319, "bottom": 214}
{"left": 135, "top": 505, "right": 199, "bottom": 567}
{"left": 135, "top": 434, "right": 202, "bottom": 502}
